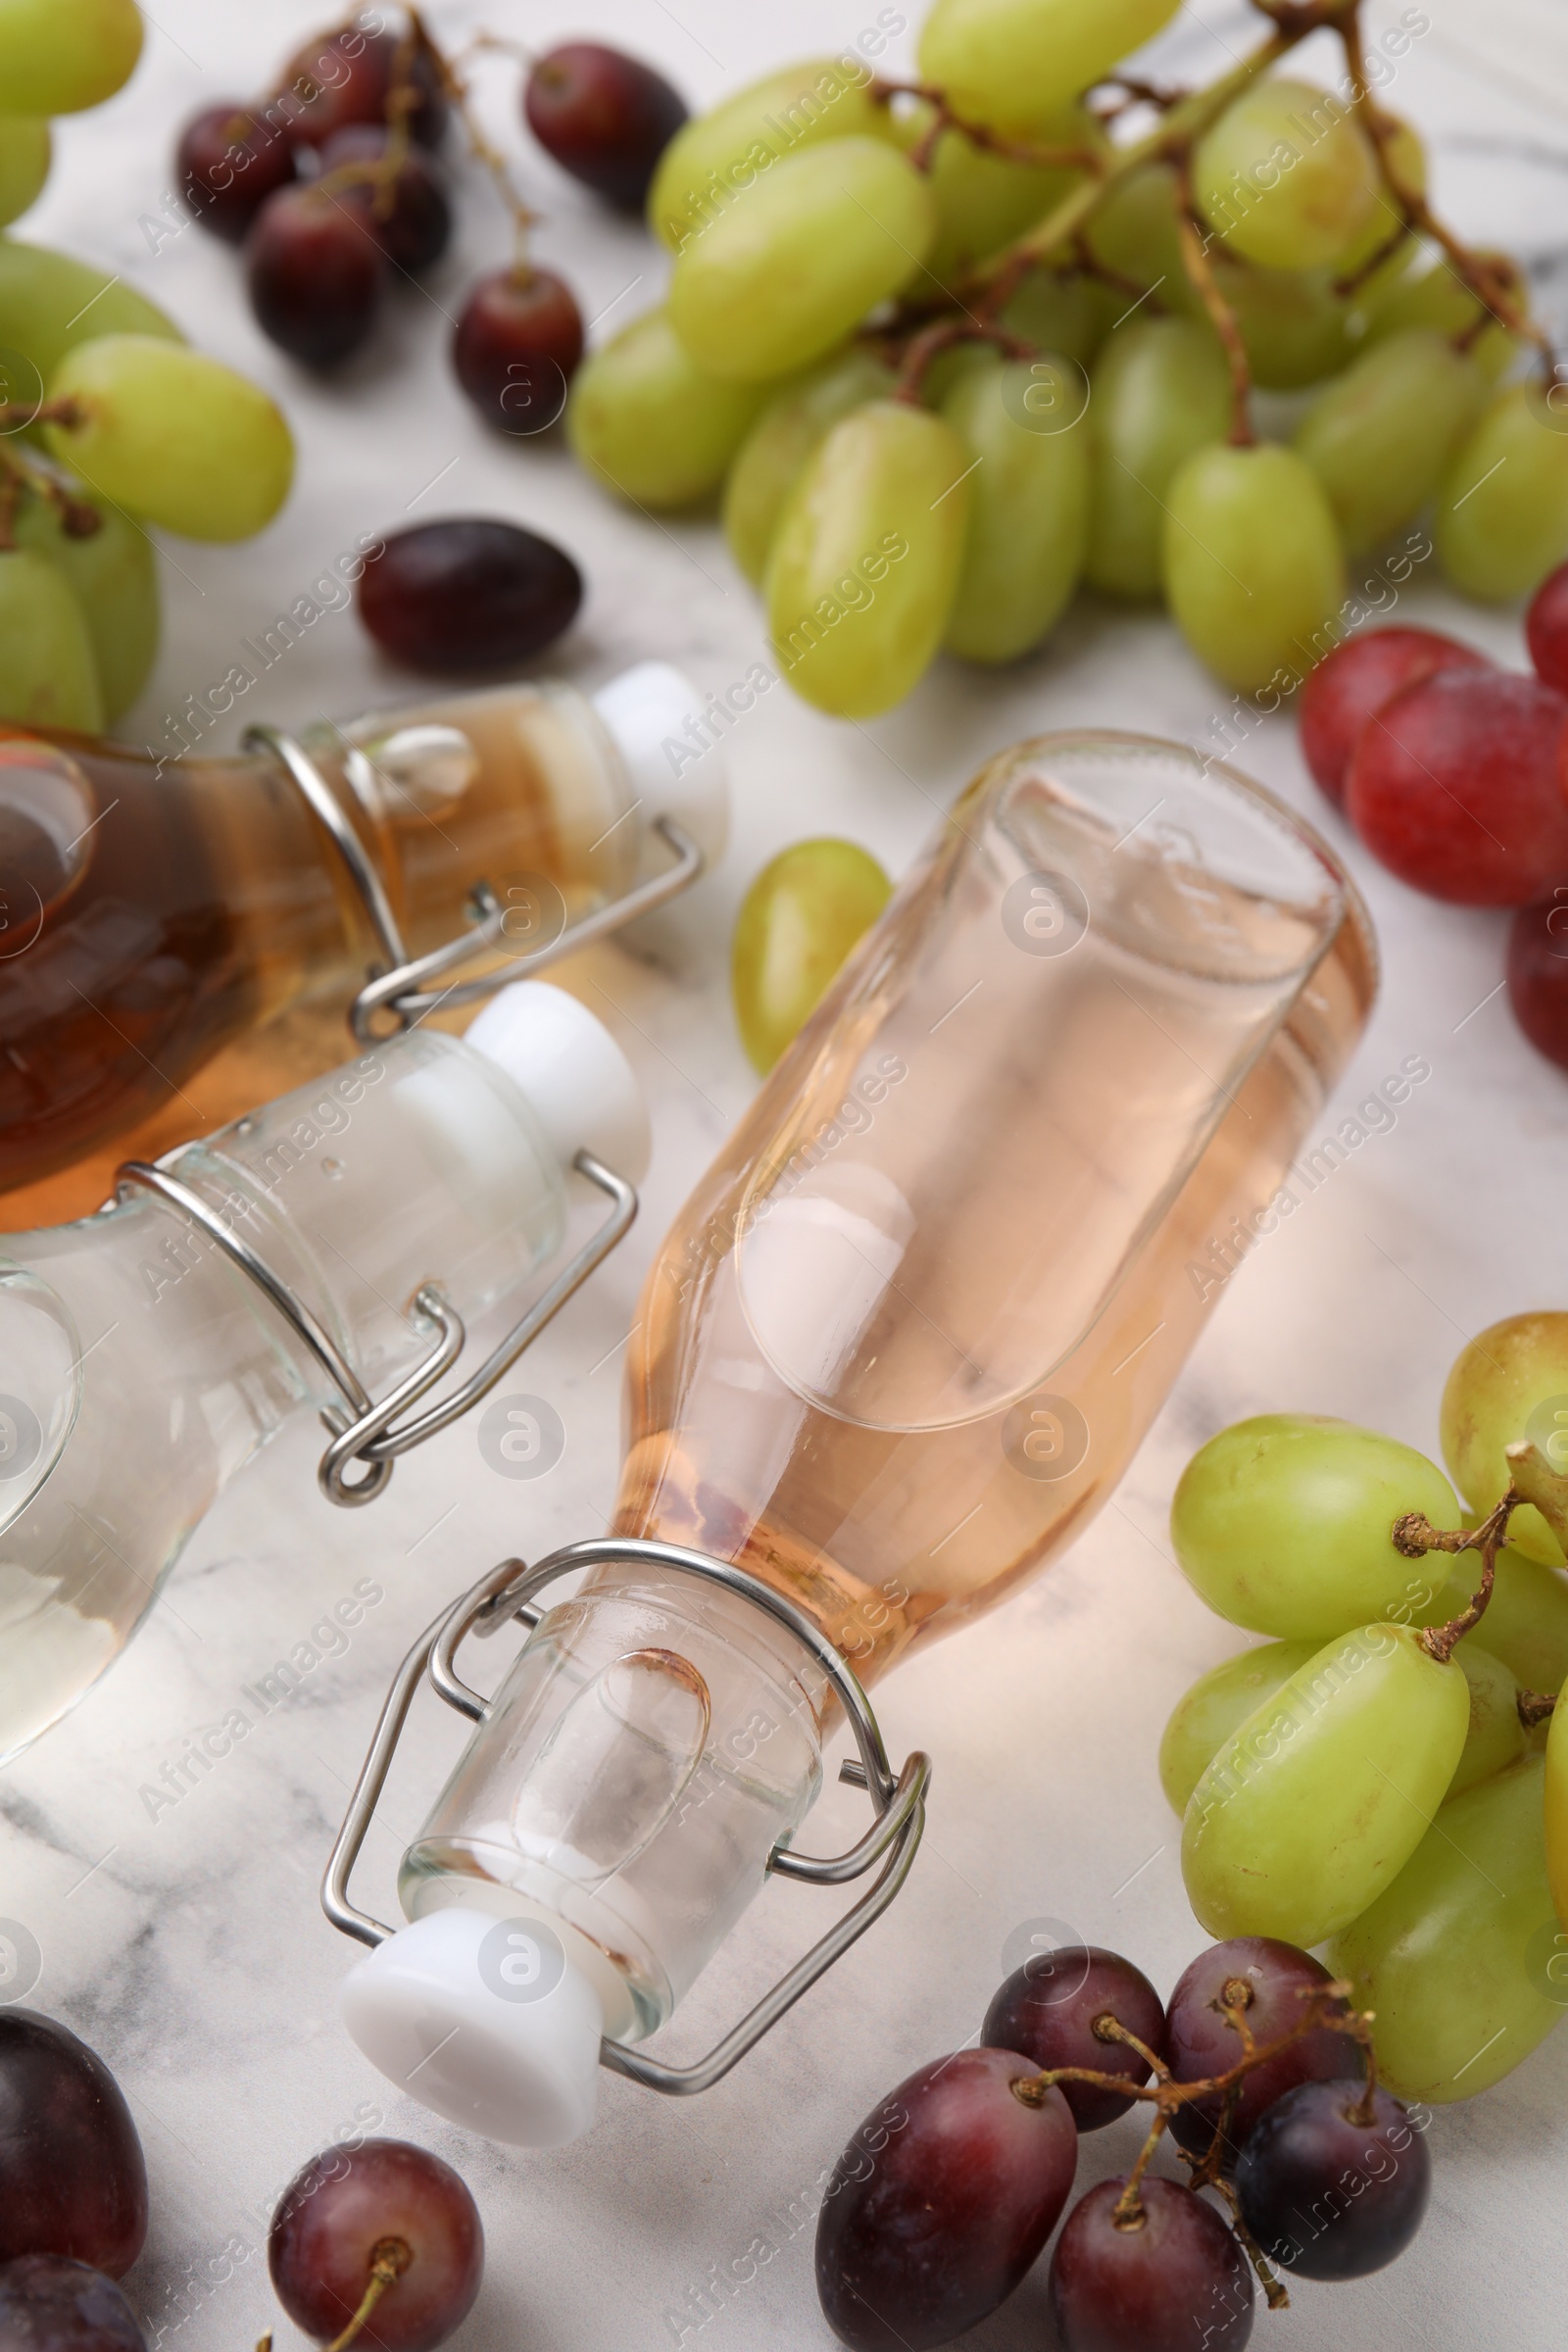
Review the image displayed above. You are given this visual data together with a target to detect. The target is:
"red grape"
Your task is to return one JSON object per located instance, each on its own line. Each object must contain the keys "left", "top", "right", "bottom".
{"left": 246, "top": 183, "right": 385, "bottom": 368}
{"left": 278, "top": 23, "right": 447, "bottom": 149}
{"left": 1050, "top": 2179, "right": 1253, "bottom": 2352}
{"left": 0, "top": 2257, "right": 146, "bottom": 2352}
{"left": 1166, "top": 1938, "right": 1357, "bottom": 2170}
{"left": 318, "top": 127, "right": 452, "bottom": 272}
{"left": 358, "top": 518, "right": 583, "bottom": 673}
{"left": 982, "top": 1944, "right": 1166, "bottom": 2131}
{"left": 524, "top": 43, "right": 687, "bottom": 211}
{"left": 1298, "top": 626, "right": 1490, "bottom": 807}
{"left": 175, "top": 103, "right": 300, "bottom": 244}
{"left": 1346, "top": 669, "right": 1568, "bottom": 906}
{"left": 814, "top": 2048, "right": 1077, "bottom": 2350}
{"left": 1507, "top": 888, "right": 1568, "bottom": 1070}
{"left": 269, "top": 2139, "right": 482, "bottom": 2352}
{"left": 0, "top": 2012, "right": 147, "bottom": 2278}
{"left": 1235, "top": 2081, "right": 1430, "bottom": 2278}
{"left": 1527, "top": 560, "right": 1568, "bottom": 693}
{"left": 451, "top": 269, "right": 584, "bottom": 435}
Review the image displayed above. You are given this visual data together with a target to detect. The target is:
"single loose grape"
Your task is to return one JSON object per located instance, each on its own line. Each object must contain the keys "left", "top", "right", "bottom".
{"left": 46, "top": 336, "right": 293, "bottom": 543}
{"left": 1364, "top": 252, "right": 1523, "bottom": 383}
{"left": 1298, "top": 625, "right": 1490, "bottom": 807}
{"left": 1329, "top": 1756, "right": 1564, "bottom": 2102}
{"left": 1158, "top": 1642, "right": 1318, "bottom": 1817}
{"left": 765, "top": 400, "right": 972, "bottom": 717}
{"left": 668, "top": 138, "right": 935, "bottom": 384}
{"left": 567, "top": 308, "right": 769, "bottom": 508}
{"left": 1166, "top": 1937, "right": 1359, "bottom": 2169}
{"left": 0, "top": 2255, "right": 146, "bottom": 2352}
{"left": 1436, "top": 384, "right": 1568, "bottom": 602}
{"left": 1194, "top": 78, "right": 1380, "bottom": 270}
{"left": 0, "top": 242, "right": 182, "bottom": 387}
{"left": 451, "top": 269, "right": 583, "bottom": 437}
{"left": 1182, "top": 1624, "right": 1469, "bottom": 1947}
{"left": 357, "top": 520, "right": 581, "bottom": 674}
{"left": 524, "top": 42, "right": 687, "bottom": 212}
{"left": 1086, "top": 318, "right": 1232, "bottom": 599}
{"left": 940, "top": 356, "right": 1091, "bottom": 662}
{"left": 0, "top": 2011, "right": 147, "bottom": 2274}
{"left": 814, "top": 2049, "right": 1078, "bottom": 2350}
{"left": 245, "top": 184, "right": 385, "bottom": 368}
{"left": 12, "top": 491, "right": 159, "bottom": 721}
{"left": 649, "top": 59, "right": 890, "bottom": 253}
{"left": 1449, "top": 1642, "right": 1526, "bottom": 1798}
{"left": 1170, "top": 1414, "right": 1460, "bottom": 1642}
{"left": 0, "top": 551, "right": 103, "bottom": 735}
{"left": 1294, "top": 329, "right": 1485, "bottom": 556}
{"left": 1163, "top": 443, "right": 1346, "bottom": 697}
{"left": 1234, "top": 2082, "right": 1429, "bottom": 2278}
{"left": 981, "top": 1945, "right": 1166, "bottom": 2130}
{"left": 1050, "top": 2179, "right": 1253, "bottom": 2352}
{"left": 722, "top": 348, "right": 894, "bottom": 586}
{"left": 1441, "top": 1315, "right": 1568, "bottom": 1566}
{"left": 731, "top": 839, "right": 891, "bottom": 1075}
{"left": 0, "top": 0, "right": 142, "bottom": 117}
{"left": 269, "top": 2140, "right": 482, "bottom": 2352}
{"left": 918, "top": 0, "right": 1184, "bottom": 137}
{"left": 0, "top": 113, "right": 49, "bottom": 228}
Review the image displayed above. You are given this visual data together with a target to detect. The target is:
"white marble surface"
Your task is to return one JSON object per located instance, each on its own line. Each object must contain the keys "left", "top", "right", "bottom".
{"left": 5, "top": 3, "right": 1568, "bottom": 2347}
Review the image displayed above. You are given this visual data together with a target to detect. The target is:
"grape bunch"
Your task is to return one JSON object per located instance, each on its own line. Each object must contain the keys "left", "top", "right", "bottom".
{"left": 0, "top": 0, "right": 294, "bottom": 736}
{"left": 175, "top": 12, "right": 687, "bottom": 435}
{"left": 1162, "top": 1308, "right": 1568, "bottom": 2107}
{"left": 815, "top": 1932, "right": 1430, "bottom": 2350}
{"left": 563, "top": 0, "right": 1559, "bottom": 719}
{"left": 1298, "top": 575, "right": 1568, "bottom": 1076}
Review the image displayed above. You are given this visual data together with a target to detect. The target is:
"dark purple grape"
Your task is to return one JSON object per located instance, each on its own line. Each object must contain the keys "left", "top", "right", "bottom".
{"left": 318, "top": 127, "right": 451, "bottom": 272}
{"left": 269, "top": 2139, "right": 482, "bottom": 2352}
{"left": 1235, "top": 2081, "right": 1430, "bottom": 2279}
{"left": 175, "top": 102, "right": 300, "bottom": 244}
{"left": 523, "top": 42, "right": 687, "bottom": 210}
{"left": 278, "top": 23, "right": 447, "bottom": 149}
{"left": 451, "top": 269, "right": 584, "bottom": 435}
{"left": 246, "top": 183, "right": 384, "bottom": 368}
{"left": 0, "top": 2012, "right": 147, "bottom": 2278}
{"left": 1166, "top": 1938, "right": 1359, "bottom": 2169}
{"left": 358, "top": 519, "right": 582, "bottom": 673}
{"left": 983, "top": 1944, "right": 1166, "bottom": 2132}
{"left": 0, "top": 2257, "right": 146, "bottom": 2352}
{"left": 1507, "top": 889, "right": 1568, "bottom": 1072}
{"left": 1050, "top": 2180, "right": 1253, "bottom": 2352}
{"left": 814, "top": 2048, "right": 1077, "bottom": 2351}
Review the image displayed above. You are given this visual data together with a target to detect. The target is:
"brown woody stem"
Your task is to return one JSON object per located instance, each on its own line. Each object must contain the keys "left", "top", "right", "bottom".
{"left": 1209, "top": 2174, "right": 1291, "bottom": 2310}
{"left": 1519, "top": 1688, "right": 1559, "bottom": 1729}
{"left": 1111, "top": 2106, "right": 1168, "bottom": 2230}
{"left": 1396, "top": 1491, "right": 1517, "bottom": 1663}
{"left": 1171, "top": 167, "right": 1255, "bottom": 444}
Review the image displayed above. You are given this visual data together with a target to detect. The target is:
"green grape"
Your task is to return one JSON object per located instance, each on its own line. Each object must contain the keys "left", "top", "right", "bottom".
{"left": 12, "top": 488, "right": 158, "bottom": 720}
{"left": 668, "top": 138, "right": 935, "bottom": 384}
{"left": 568, "top": 309, "right": 771, "bottom": 510}
{"left": 1293, "top": 327, "right": 1485, "bottom": 557}
{"left": 0, "top": 239, "right": 183, "bottom": 389}
{"left": 939, "top": 355, "right": 1091, "bottom": 662}
{"left": 1083, "top": 164, "right": 1191, "bottom": 306}
{"left": 1546, "top": 1689, "right": 1568, "bottom": 1930}
{"left": 1420, "top": 1546, "right": 1568, "bottom": 1694}
{"left": 1182, "top": 1623, "right": 1469, "bottom": 1946}
{"left": 999, "top": 268, "right": 1121, "bottom": 370}
{"left": 0, "top": 546, "right": 103, "bottom": 733}
{"left": 1438, "top": 385, "right": 1568, "bottom": 601}
{"left": 918, "top": 0, "right": 1184, "bottom": 137}
{"left": 732, "top": 838, "right": 893, "bottom": 1074}
{"left": 765, "top": 399, "right": 972, "bottom": 717}
{"left": 1193, "top": 78, "right": 1380, "bottom": 271}
{"left": 1333, "top": 117, "right": 1425, "bottom": 308}
{"left": 1363, "top": 252, "right": 1522, "bottom": 383}
{"left": 891, "top": 102, "right": 1098, "bottom": 291}
{"left": 1163, "top": 443, "right": 1346, "bottom": 696}
{"left": 1218, "top": 258, "right": 1360, "bottom": 390}
{"left": 0, "top": 114, "right": 49, "bottom": 228}
{"left": 1448, "top": 1642, "right": 1526, "bottom": 1799}
{"left": 1157, "top": 1640, "right": 1317, "bottom": 1816}
{"left": 1329, "top": 1757, "right": 1564, "bottom": 2103}
{"left": 722, "top": 348, "right": 894, "bottom": 586}
{"left": 649, "top": 58, "right": 893, "bottom": 254}
{"left": 0, "top": 0, "right": 142, "bottom": 116}
{"left": 1441, "top": 1313, "right": 1568, "bottom": 1566}
{"left": 45, "top": 335, "right": 293, "bottom": 543}
{"left": 1085, "top": 318, "right": 1231, "bottom": 598}
{"left": 1171, "top": 1414, "right": 1461, "bottom": 1642}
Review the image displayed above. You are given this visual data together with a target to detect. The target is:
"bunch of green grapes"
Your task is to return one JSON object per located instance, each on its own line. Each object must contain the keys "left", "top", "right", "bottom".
{"left": 565, "top": 0, "right": 1556, "bottom": 718}
{"left": 0, "top": 0, "right": 295, "bottom": 732}
{"left": 1159, "top": 1309, "right": 1568, "bottom": 2108}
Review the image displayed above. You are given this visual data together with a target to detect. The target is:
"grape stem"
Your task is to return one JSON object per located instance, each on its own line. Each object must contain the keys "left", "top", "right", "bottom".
{"left": 1519, "top": 1687, "right": 1559, "bottom": 1728}
{"left": 412, "top": 8, "right": 541, "bottom": 265}
{"left": 890, "top": 316, "right": 1034, "bottom": 403}
{"left": 1395, "top": 1488, "right": 1519, "bottom": 1663}
{"left": 1169, "top": 158, "right": 1257, "bottom": 446}
{"left": 325, "top": 2237, "right": 414, "bottom": 2352}
{"left": 0, "top": 434, "right": 102, "bottom": 550}
{"left": 869, "top": 80, "right": 1106, "bottom": 175}
{"left": 1205, "top": 2174, "right": 1292, "bottom": 2310}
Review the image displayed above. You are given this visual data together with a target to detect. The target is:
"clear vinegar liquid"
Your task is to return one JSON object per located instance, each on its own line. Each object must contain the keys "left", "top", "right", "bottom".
{"left": 612, "top": 745, "right": 1377, "bottom": 1684}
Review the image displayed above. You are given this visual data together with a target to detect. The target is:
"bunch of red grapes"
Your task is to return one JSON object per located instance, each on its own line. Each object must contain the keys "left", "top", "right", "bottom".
{"left": 0, "top": 2008, "right": 481, "bottom": 2352}
{"left": 173, "top": 13, "right": 686, "bottom": 422}
{"left": 1300, "top": 566, "right": 1568, "bottom": 1073}
{"left": 816, "top": 1935, "right": 1431, "bottom": 2351}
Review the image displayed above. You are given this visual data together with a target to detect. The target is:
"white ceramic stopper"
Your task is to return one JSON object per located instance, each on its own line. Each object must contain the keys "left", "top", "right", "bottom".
{"left": 592, "top": 661, "right": 728, "bottom": 869}
{"left": 464, "top": 980, "right": 650, "bottom": 1182}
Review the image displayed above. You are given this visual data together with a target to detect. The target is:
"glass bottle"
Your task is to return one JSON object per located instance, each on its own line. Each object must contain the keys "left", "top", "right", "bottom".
{"left": 0, "top": 662, "right": 722, "bottom": 1228}
{"left": 0, "top": 980, "right": 650, "bottom": 1767}
{"left": 339, "top": 732, "right": 1377, "bottom": 2147}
